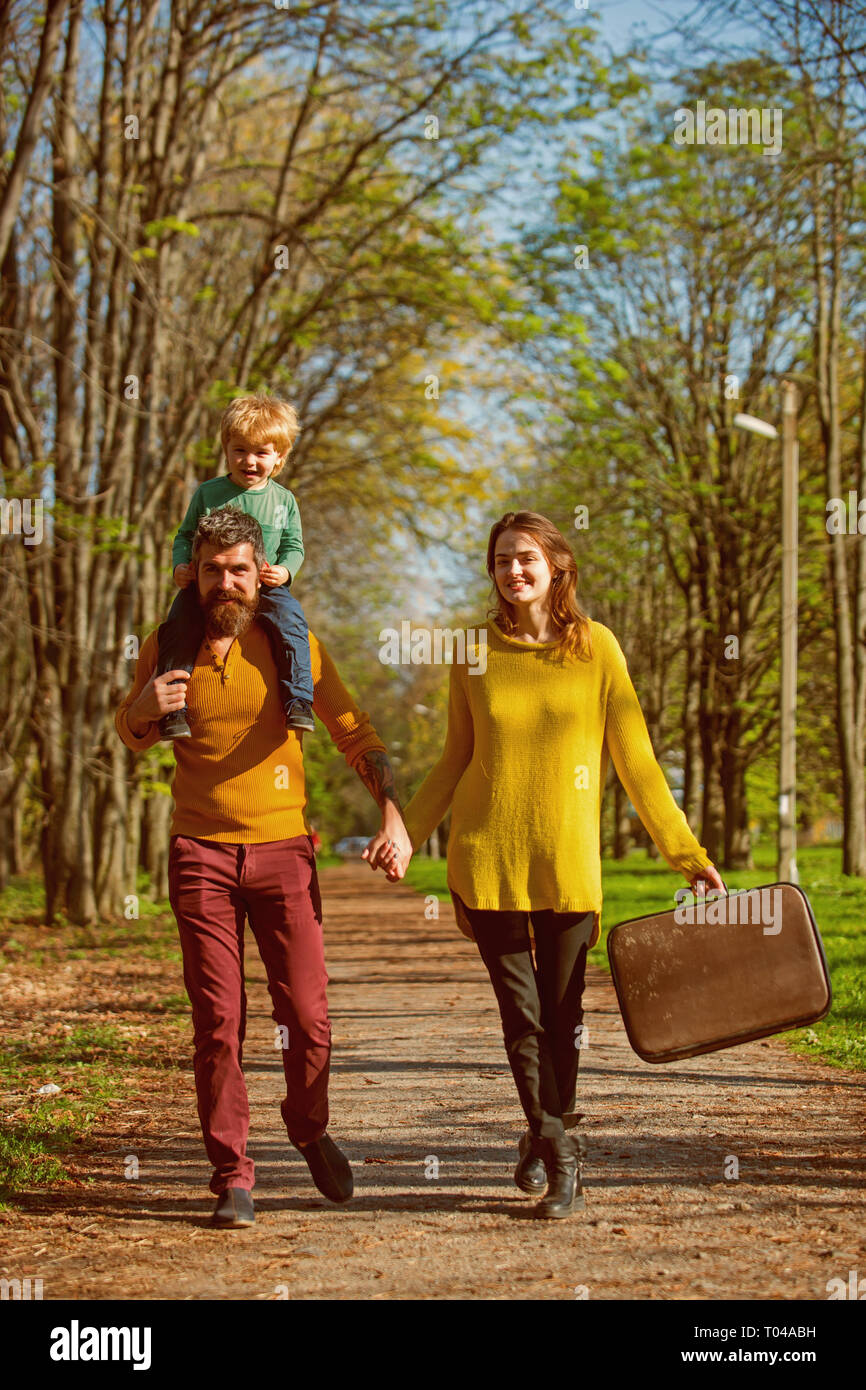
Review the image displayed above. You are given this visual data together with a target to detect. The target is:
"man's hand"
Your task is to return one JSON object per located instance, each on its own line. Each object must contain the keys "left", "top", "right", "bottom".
{"left": 260, "top": 563, "right": 290, "bottom": 587}
{"left": 130, "top": 669, "right": 190, "bottom": 725}
{"left": 362, "top": 821, "right": 413, "bottom": 881}
{"left": 353, "top": 749, "right": 411, "bottom": 879}
{"left": 689, "top": 864, "right": 726, "bottom": 897}
{"left": 173, "top": 563, "right": 194, "bottom": 588}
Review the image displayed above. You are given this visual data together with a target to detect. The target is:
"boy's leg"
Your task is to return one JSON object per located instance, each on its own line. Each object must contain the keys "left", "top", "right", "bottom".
{"left": 168, "top": 835, "right": 255, "bottom": 1196}
{"left": 155, "top": 586, "right": 204, "bottom": 738}
{"left": 255, "top": 585, "right": 314, "bottom": 728}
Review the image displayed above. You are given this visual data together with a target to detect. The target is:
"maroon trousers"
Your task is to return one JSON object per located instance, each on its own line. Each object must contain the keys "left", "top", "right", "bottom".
{"left": 168, "top": 833, "right": 331, "bottom": 1194}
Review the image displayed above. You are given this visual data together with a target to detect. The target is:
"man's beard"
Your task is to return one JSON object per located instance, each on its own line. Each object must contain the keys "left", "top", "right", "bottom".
{"left": 202, "top": 588, "right": 259, "bottom": 639}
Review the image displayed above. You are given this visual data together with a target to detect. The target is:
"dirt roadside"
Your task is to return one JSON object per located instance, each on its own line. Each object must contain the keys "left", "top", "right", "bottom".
{"left": 2, "top": 862, "right": 864, "bottom": 1301}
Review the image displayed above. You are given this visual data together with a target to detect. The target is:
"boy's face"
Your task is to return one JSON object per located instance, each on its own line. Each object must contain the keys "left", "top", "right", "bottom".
{"left": 226, "top": 431, "right": 286, "bottom": 490}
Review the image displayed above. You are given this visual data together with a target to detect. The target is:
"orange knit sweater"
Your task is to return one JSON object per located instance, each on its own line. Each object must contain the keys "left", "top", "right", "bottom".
{"left": 115, "top": 625, "right": 385, "bottom": 840}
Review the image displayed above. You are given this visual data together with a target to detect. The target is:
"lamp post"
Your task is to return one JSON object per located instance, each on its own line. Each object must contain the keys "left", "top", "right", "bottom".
{"left": 733, "top": 380, "right": 799, "bottom": 883}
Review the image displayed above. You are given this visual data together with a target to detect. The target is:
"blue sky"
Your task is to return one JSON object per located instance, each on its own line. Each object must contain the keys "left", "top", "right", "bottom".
{"left": 393, "top": 0, "right": 775, "bottom": 630}
{"left": 593, "top": 0, "right": 764, "bottom": 55}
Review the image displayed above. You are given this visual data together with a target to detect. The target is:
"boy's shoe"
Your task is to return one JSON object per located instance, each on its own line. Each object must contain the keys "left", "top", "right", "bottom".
{"left": 210, "top": 1187, "right": 255, "bottom": 1228}
{"left": 160, "top": 709, "right": 192, "bottom": 740}
{"left": 286, "top": 699, "right": 315, "bottom": 732}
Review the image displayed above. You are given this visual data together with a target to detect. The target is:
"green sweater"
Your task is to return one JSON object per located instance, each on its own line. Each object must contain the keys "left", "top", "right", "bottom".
{"left": 171, "top": 476, "right": 305, "bottom": 580}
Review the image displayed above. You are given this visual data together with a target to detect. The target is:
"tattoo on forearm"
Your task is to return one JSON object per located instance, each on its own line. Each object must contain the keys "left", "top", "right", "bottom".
{"left": 355, "top": 750, "right": 403, "bottom": 813}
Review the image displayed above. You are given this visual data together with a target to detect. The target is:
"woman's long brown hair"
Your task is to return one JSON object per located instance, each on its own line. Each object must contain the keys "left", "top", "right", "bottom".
{"left": 486, "top": 511, "right": 593, "bottom": 661}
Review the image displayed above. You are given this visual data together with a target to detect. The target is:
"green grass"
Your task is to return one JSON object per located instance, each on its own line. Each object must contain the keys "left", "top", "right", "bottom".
{"left": 0, "top": 874, "right": 183, "bottom": 967}
{"left": 404, "top": 843, "right": 866, "bottom": 1072}
{"left": 0, "top": 1107, "right": 93, "bottom": 1200}
{"left": 0, "top": 888, "right": 190, "bottom": 1210}
{"left": 0, "top": 873, "right": 50, "bottom": 926}
{"left": 0, "top": 1020, "right": 187, "bottom": 1209}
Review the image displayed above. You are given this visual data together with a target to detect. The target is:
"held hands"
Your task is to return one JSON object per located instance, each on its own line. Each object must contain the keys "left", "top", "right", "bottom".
{"left": 362, "top": 821, "right": 413, "bottom": 882}
{"left": 260, "top": 563, "right": 290, "bottom": 587}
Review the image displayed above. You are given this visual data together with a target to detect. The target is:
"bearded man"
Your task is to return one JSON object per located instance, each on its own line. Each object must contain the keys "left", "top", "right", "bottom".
{"left": 116, "top": 507, "right": 411, "bottom": 1227}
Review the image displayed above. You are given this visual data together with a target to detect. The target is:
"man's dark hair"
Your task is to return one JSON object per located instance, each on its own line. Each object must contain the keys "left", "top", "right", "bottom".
{"left": 191, "top": 506, "right": 266, "bottom": 570}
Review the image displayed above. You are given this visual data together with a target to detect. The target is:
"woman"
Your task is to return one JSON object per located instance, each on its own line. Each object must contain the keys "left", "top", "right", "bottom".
{"left": 374, "top": 511, "right": 723, "bottom": 1219}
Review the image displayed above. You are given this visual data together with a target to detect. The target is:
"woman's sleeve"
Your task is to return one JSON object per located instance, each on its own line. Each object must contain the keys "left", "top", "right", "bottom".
{"left": 603, "top": 629, "right": 712, "bottom": 878}
{"left": 402, "top": 662, "right": 474, "bottom": 851}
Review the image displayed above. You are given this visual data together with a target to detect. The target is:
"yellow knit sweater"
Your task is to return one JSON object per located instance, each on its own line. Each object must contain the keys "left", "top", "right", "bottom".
{"left": 116, "top": 625, "right": 385, "bottom": 841}
{"left": 401, "top": 621, "right": 712, "bottom": 947}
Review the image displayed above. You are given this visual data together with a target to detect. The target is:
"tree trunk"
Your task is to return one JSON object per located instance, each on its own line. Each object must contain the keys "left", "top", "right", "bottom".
{"left": 721, "top": 721, "right": 754, "bottom": 870}
{"left": 612, "top": 777, "right": 631, "bottom": 859}
{"left": 807, "top": 52, "right": 866, "bottom": 877}
{"left": 144, "top": 788, "right": 172, "bottom": 902}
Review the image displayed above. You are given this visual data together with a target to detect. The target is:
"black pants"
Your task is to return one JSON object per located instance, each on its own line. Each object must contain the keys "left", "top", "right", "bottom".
{"left": 454, "top": 894, "right": 595, "bottom": 1142}
{"left": 156, "top": 582, "right": 314, "bottom": 711}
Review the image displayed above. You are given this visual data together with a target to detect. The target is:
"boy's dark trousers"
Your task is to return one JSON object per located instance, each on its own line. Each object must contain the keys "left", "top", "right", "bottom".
{"left": 453, "top": 895, "right": 595, "bottom": 1143}
{"left": 156, "top": 582, "right": 314, "bottom": 712}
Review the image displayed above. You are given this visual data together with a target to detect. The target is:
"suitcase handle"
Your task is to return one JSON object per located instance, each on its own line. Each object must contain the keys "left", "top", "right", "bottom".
{"left": 690, "top": 874, "right": 729, "bottom": 897}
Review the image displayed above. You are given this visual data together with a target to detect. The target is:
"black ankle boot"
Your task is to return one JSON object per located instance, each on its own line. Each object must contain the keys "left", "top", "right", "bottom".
{"left": 514, "top": 1131, "right": 547, "bottom": 1194}
{"left": 534, "top": 1135, "right": 585, "bottom": 1219}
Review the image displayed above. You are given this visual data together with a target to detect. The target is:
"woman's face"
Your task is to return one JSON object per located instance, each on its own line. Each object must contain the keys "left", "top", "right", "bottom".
{"left": 493, "top": 528, "right": 555, "bottom": 610}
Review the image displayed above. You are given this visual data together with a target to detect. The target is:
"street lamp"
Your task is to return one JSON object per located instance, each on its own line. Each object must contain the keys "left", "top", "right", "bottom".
{"left": 733, "top": 382, "right": 799, "bottom": 884}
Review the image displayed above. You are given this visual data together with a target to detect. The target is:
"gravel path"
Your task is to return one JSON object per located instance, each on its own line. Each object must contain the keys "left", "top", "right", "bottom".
{"left": 4, "top": 863, "right": 864, "bottom": 1301}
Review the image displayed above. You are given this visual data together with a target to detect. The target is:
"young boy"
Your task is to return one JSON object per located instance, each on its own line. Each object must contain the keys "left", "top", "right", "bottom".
{"left": 155, "top": 393, "right": 315, "bottom": 738}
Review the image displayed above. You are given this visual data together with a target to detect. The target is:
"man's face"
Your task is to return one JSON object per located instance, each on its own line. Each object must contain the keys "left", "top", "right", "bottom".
{"left": 194, "top": 541, "right": 261, "bottom": 637}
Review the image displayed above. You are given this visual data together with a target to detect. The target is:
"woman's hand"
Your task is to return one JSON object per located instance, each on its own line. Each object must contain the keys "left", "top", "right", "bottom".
{"left": 689, "top": 864, "right": 726, "bottom": 897}
{"left": 362, "top": 821, "right": 413, "bottom": 881}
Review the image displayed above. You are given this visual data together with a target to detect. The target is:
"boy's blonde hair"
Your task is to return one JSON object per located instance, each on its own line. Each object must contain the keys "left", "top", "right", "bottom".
{"left": 220, "top": 393, "right": 300, "bottom": 475}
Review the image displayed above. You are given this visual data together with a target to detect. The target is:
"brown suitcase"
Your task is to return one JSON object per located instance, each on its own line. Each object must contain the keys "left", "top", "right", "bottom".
{"left": 606, "top": 881, "right": 832, "bottom": 1063}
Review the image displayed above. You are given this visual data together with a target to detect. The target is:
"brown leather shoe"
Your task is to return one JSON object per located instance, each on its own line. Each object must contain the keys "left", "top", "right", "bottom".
{"left": 211, "top": 1187, "right": 255, "bottom": 1228}
{"left": 293, "top": 1133, "right": 353, "bottom": 1203}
